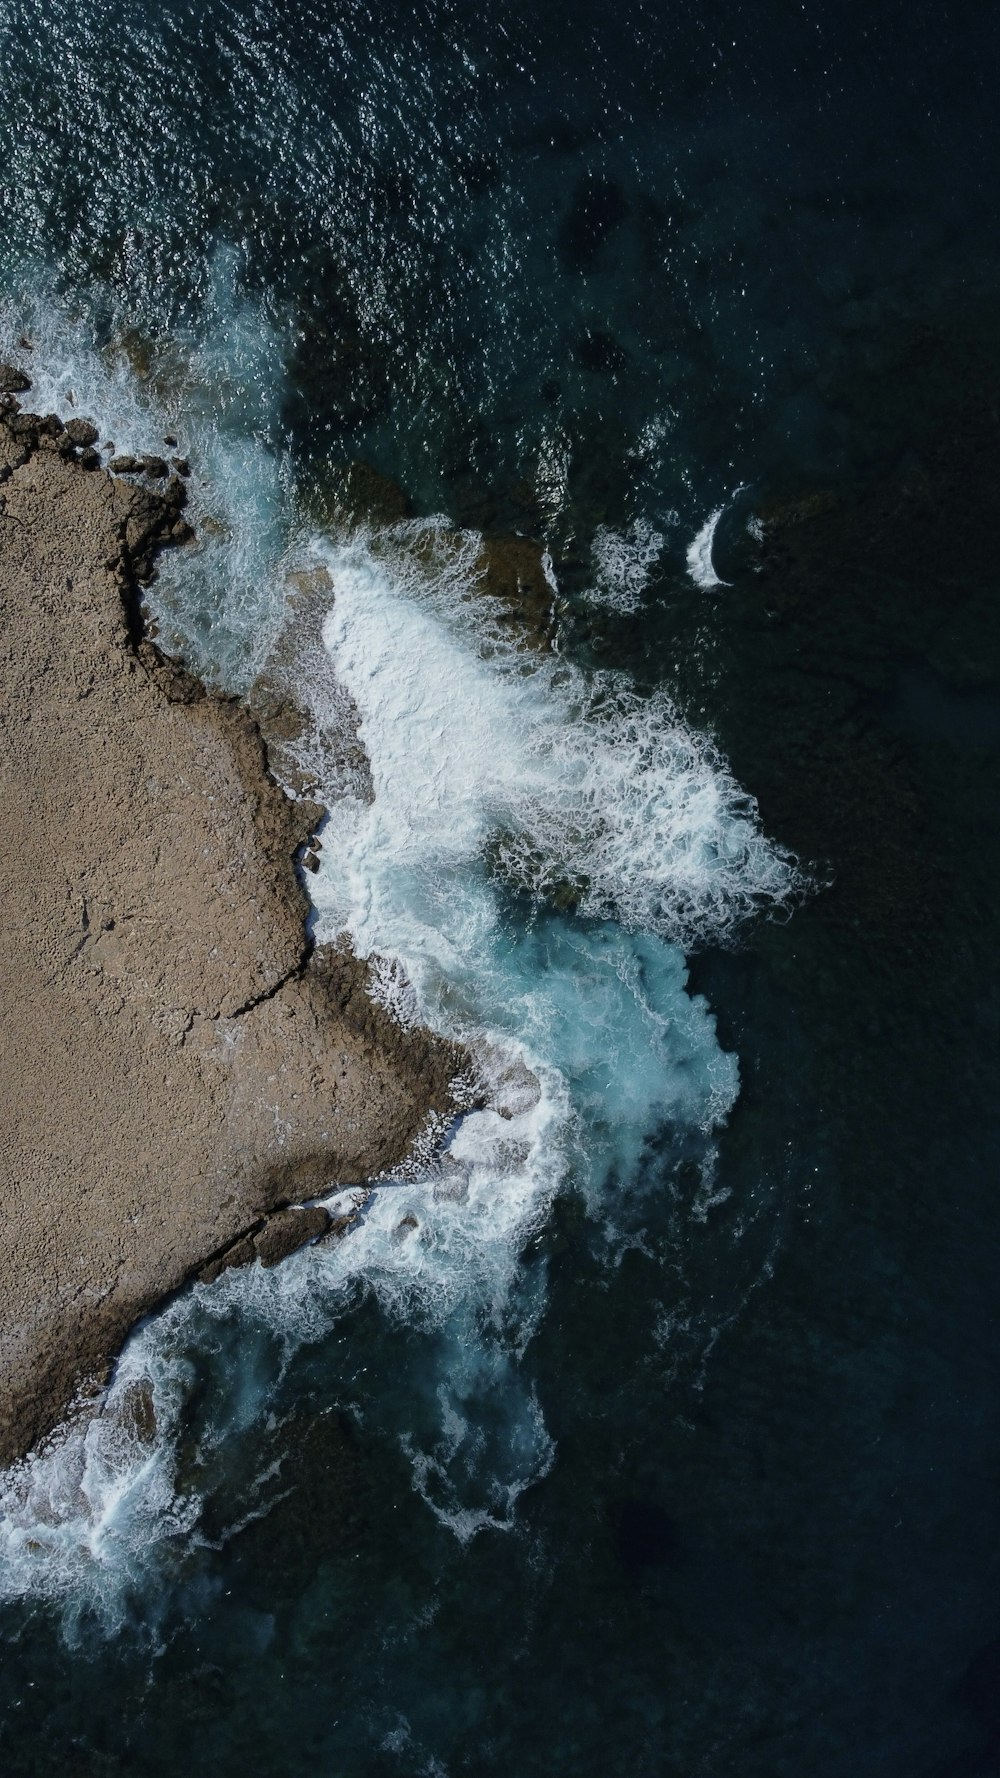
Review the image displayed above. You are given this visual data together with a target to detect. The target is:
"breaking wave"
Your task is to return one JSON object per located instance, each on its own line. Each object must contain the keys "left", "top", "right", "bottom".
{"left": 0, "top": 302, "right": 801, "bottom": 1631}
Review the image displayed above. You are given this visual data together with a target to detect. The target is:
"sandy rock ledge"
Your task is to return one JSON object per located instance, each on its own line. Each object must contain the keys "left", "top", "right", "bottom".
{"left": 0, "top": 387, "right": 464, "bottom": 1468}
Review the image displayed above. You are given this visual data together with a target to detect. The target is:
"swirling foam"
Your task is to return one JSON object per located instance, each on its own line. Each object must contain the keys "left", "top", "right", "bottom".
{"left": 585, "top": 517, "right": 666, "bottom": 613}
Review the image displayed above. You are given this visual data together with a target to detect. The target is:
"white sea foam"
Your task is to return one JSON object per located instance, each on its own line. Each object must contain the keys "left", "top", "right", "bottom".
{"left": 686, "top": 485, "right": 754, "bottom": 590}
{"left": 314, "top": 521, "right": 796, "bottom": 955}
{"left": 585, "top": 518, "right": 666, "bottom": 613}
{"left": 0, "top": 1325, "right": 198, "bottom": 1634}
{"left": 686, "top": 505, "right": 730, "bottom": 588}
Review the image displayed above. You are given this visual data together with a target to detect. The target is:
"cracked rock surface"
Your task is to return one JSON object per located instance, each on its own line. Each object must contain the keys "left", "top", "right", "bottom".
{"left": 0, "top": 401, "right": 462, "bottom": 1467}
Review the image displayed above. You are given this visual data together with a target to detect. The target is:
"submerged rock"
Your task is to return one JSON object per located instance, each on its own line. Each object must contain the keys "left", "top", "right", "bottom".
{"left": 118, "top": 1378, "right": 157, "bottom": 1446}
{"left": 473, "top": 531, "right": 557, "bottom": 648}
{"left": 300, "top": 457, "right": 414, "bottom": 530}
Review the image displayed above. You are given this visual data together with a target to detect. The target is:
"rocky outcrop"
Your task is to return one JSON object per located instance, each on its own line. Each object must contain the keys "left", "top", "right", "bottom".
{"left": 474, "top": 531, "right": 557, "bottom": 647}
{"left": 0, "top": 387, "right": 464, "bottom": 1468}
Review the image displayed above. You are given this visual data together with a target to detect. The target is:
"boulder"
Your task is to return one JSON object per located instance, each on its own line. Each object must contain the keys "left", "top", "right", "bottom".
{"left": 64, "top": 417, "right": 100, "bottom": 447}
{"left": 254, "top": 1205, "right": 332, "bottom": 1268}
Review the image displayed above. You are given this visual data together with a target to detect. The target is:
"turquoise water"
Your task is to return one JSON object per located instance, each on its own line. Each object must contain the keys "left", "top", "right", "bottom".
{"left": 0, "top": 3, "right": 999, "bottom": 1773}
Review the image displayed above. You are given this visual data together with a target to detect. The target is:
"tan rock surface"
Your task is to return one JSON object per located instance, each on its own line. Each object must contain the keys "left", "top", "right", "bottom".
{"left": 0, "top": 403, "right": 462, "bottom": 1467}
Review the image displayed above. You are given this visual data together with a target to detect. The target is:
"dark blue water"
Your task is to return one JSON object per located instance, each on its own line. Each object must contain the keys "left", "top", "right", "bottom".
{"left": 1, "top": 3, "right": 999, "bottom": 1773}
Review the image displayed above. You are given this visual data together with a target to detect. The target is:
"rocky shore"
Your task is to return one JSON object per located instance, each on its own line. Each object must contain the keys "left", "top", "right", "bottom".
{"left": 0, "top": 378, "right": 464, "bottom": 1469}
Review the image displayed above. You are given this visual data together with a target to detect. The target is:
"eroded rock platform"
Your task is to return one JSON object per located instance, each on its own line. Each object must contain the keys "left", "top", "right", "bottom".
{"left": 0, "top": 391, "right": 461, "bottom": 1466}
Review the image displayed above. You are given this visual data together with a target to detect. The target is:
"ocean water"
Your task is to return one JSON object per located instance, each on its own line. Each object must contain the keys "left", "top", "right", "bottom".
{"left": 0, "top": 3, "right": 999, "bottom": 1773}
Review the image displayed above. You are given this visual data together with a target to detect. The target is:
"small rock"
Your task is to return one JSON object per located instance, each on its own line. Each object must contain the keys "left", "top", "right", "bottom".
{"left": 79, "top": 447, "right": 101, "bottom": 471}
{"left": 254, "top": 1205, "right": 331, "bottom": 1268}
{"left": 198, "top": 1231, "right": 258, "bottom": 1285}
{"left": 0, "top": 364, "right": 30, "bottom": 393}
{"left": 163, "top": 434, "right": 177, "bottom": 447}
{"left": 64, "top": 417, "right": 99, "bottom": 447}
{"left": 302, "top": 849, "right": 320, "bottom": 873}
{"left": 6, "top": 413, "right": 38, "bottom": 440}
{"left": 109, "top": 454, "right": 141, "bottom": 474}
{"left": 141, "top": 453, "right": 169, "bottom": 478}
{"left": 171, "top": 456, "right": 190, "bottom": 476}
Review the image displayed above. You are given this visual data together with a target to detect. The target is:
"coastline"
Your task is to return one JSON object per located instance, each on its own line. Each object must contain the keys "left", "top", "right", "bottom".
{"left": 0, "top": 380, "right": 464, "bottom": 1468}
